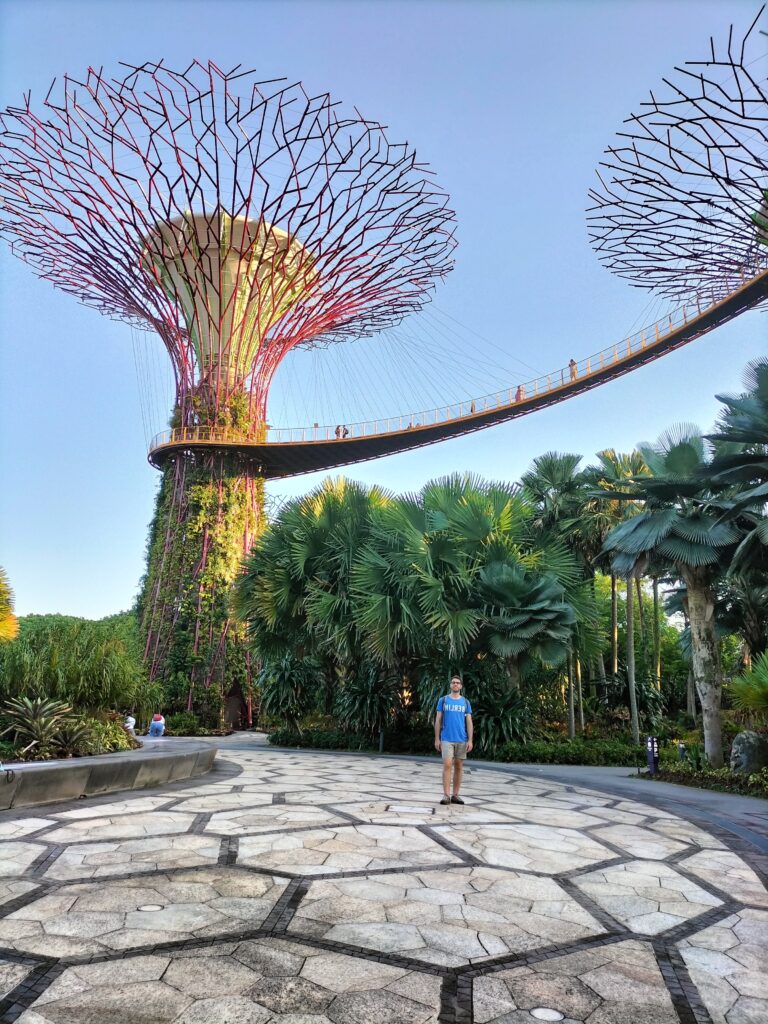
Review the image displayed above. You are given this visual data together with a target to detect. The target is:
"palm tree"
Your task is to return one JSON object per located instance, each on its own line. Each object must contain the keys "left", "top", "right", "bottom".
{"left": 0, "top": 568, "right": 18, "bottom": 643}
{"left": 602, "top": 427, "right": 741, "bottom": 767}
{"left": 707, "top": 358, "right": 768, "bottom": 573}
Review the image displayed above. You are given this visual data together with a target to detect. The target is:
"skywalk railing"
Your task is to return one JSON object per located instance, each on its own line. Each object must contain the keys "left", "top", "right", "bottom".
{"left": 149, "top": 263, "right": 768, "bottom": 453}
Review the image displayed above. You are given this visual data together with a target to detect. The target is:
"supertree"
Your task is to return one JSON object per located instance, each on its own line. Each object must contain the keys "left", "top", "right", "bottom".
{"left": 0, "top": 61, "right": 456, "bottom": 721}
{"left": 587, "top": 8, "right": 768, "bottom": 305}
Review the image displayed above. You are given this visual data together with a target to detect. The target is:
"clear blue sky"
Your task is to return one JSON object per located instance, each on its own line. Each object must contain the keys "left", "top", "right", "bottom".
{"left": 0, "top": 0, "right": 764, "bottom": 619}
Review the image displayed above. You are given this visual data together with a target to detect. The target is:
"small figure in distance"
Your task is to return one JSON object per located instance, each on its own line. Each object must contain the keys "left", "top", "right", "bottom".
{"left": 334, "top": 425, "right": 342, "bottom": 439}
{"left": 123, "top": 712, "right": 136, "bottom": 737}
{"left": 470, "top": 400, "right": 476, "bottom": 413}
{"left": 148, "top": 713, "right": 166, "bottom": 738}
{"left": 342, "top": 425, "right": 350, "bottom": 438}
{"left": 569, "top": 358, "right": 578, "bottom": 381}
{"left": 514, "top": 384, "right": 526, "bottom": 402}
{"left": 434, "top": 675, "right": 473, "bottom": 805}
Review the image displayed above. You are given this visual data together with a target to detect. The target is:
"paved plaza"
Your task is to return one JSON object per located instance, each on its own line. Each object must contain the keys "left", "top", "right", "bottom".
{"left": 0, "top": 741, "right": 766, "bottom": 1023}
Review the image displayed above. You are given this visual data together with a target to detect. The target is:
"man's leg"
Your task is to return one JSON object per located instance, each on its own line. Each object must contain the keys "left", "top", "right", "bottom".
{"left": 452, "top": 758, "right": 464, "bottom": 796}
{"left": 442, "top": 757, "right": 454, "bottom": 794}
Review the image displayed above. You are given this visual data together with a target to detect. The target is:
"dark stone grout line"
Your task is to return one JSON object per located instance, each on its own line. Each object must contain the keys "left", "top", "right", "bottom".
{"left": 660, "top": 902, "right": 746, "bottom": 945}
{"left": 654, "top": 940, "right": 715, "bottom": 1024}
{"left": 27, "top": 846, "right": 66, "bottom": 878}
{"left": 461, "top": 931, "right": 628, "bottom": 977}
{"left": 291, "top": 861, "right": 463, "bottom": 882}
{"left": 262, "top": 877, "right": 307, "bottom": 932}
{"left": 0, "top": 885, "right": 56, "bottom": 922}
{"left": 189, "top": 812, "right": 213, "bottom": 834}
{"left": 216, "top": 836, "right": 239, "bottom": 866}
{"left": 416, "top": 825, "right": 482, "bottom": 866}
{"left": 558, "top": 877, "right": 629, "bottom": 936}
{"left": 0, "top": 961, "right": 66, "bottom": 1023}
{"left": 271, "top": 791, "right": 286, "bottom": 804}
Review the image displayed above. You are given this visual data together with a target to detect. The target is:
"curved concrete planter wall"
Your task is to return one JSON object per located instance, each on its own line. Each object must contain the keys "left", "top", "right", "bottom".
{"left": 0, "top": 740, "right": 218, "bottom": 810}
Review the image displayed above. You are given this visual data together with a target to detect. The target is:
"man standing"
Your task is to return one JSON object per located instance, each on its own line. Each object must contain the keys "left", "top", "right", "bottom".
{"left": 434, "top": 675, "right": 473, "bottom": 805}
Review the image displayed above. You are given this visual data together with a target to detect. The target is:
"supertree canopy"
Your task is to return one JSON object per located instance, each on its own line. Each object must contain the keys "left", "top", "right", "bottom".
{"left": 587, "top": 9, "right": 768, "bottom": 305}
{"left": 0, "top": 61, "right": 456, "bottom": 720}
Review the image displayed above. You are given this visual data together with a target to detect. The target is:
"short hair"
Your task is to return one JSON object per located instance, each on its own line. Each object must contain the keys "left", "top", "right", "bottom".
{"left": 450, "top": 675, "right": 462, "bottom": 683}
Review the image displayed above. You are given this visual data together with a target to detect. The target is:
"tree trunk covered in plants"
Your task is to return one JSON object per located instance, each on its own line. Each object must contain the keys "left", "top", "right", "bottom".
{"left": 610, "top": 573, "right": 618, "bottom": 678}
{"left": 652, "top": 576, "right": 661, "bottom": 691}
{"left": 683, "top": 569, "right": 724, "bottom": 768}
{"left": 686, "top": 668, "right": 697, "bottom": 723}
{"left": 567, "top": 653, "right": 576, "bottom": 740}
{"left": 506, "top": 657, "right": 522, "bottom": 691}
{"left": 625, "top": 574, "right": 640, "bottom": 744}
{"left": 138, "top": 452, "right": 264, "bottom": 727}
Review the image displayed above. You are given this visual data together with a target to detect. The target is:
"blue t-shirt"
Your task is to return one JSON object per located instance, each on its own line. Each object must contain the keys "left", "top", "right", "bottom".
{"left": 437, "top": 694, "right": 472, "bottom": 742}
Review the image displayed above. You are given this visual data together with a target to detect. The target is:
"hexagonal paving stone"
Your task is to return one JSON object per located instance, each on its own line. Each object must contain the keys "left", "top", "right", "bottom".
{"left": 0, "top": 841, "right": 46, "bottom": 876}
{"left": 44, "top": 812, "right": 197, "bottom": 844}
{"left": 574, "top": 860, "right": 721, "bottom": 935}
{"left": 237, "top": 823, "right": 460, "bottom": 875}
{"left": 0, "top": 818, "right": 54, "bottom": 839}
{"left": 589, "top": 824, "right": 686, "bottom": 860}
{"left": 16, "top": 935, "right": 442, "bottom": 1023}
{"left": 0, "top": 960, "right": 33, "bottom": 999}
{"left": 331, "top": 802, "right": 509, "bottom": 826}
{"left": 433, "top": 822, "right": 613, "bottom": 874}
{"left": 44, "top": 834, "right": 221, "bottom": 881}
{"left": 0, "top": 879, "right": 38, "bottom": 906}
{"left": 678, "top": 909, "right": 768, "bottom": 1024}
{"left": 206, "top": 803, "right": 349, "bottom": 836}
{"left": 52, "top": 797, "right": 175, "bottom": 820}
{"left": 287, "top": 865, "right": 604, "bottom": 966}
{"left": 679, "top": 850, "right": 768, "bottom": 907}
{"left": 473, "top": 939, "right": 678, "bottom": 1023}
{"left": 0, "top": 867, "right": 288, "bottom": 958}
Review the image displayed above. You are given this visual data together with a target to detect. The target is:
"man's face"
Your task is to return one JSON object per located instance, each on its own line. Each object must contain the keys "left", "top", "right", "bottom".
{"left": 450, "top": 678, "right": 462, "bottom": 694}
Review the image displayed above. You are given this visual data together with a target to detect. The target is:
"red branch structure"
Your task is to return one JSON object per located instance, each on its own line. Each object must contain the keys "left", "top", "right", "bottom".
{"left": 0, "top": 60, "right": 456, "bottom": 424}
{"left": 0, "top": 61, "right": 456, "bottom": 715}
{"left": 587, "top": 8, "right": 768, "bottom": 305}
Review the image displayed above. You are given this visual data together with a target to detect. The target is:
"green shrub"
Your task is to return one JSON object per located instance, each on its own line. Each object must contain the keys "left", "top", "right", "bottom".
{"left": 83, "top": 716, "right": 138, "bottom": 753}
{"left": 268, "top": 727, "right": 375, "bottom": 751}
{"left": 165, "top": 711, "right": 202, "bottom": 736}
{"left": 498, "top": 738, "right": 644, "bottom": 767}
{"left": 654, "top": 764, "right": 768, "bottom": 798}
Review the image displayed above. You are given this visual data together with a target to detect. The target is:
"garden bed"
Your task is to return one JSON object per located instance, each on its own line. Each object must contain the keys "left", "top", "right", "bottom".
{"left": 648, "top": 764, "right": 768, "bottom": 799}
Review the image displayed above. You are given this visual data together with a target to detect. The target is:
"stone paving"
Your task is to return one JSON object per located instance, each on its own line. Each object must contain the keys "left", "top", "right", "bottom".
{"left": 0, "top": 744, "right": 765, "bottom": 1023}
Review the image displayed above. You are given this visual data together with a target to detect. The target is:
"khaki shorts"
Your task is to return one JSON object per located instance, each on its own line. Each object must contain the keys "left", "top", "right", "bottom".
{"left": 441, "top": 741, "right": 468, "bottom": 761}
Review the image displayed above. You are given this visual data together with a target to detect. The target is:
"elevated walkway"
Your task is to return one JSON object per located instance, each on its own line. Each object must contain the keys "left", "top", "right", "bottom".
{"left": 148, "top": 267, "right": 768, "bottom": 479}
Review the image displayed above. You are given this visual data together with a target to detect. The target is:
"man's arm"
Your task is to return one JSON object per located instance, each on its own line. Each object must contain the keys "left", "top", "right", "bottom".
{"left": 466, "top": 714, "right": 473, "bottom": 753}
{"left": 434, "top": 710, "right": 442, "bottom": 752}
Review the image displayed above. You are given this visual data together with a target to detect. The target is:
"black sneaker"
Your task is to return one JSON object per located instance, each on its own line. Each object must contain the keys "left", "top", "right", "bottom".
{"left": 440, "top": 796, "right": 451, "bottom": 805}
{"left": 451, "top": 795, "right": 465, "bottom": 805}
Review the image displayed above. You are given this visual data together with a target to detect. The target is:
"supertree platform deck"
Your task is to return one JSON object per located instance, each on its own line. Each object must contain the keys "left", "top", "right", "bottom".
{"left": 148, "top": 264, "right": 768, "bottom": 479}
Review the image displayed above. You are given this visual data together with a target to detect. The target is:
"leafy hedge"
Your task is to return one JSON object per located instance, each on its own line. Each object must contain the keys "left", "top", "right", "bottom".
{"left": 268, "top": 728, "right": 644, "bottom": 767}
{"left": 497, "top": 739, "right": 645, "bottom": 766}
{"left": 653, "top": 764, "right": 768, "bottom": 798}
{"left": 268, "top": 727, "right": 376, "bottom": 751}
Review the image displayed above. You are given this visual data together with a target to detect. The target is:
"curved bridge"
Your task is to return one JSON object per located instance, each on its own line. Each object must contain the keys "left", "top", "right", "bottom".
{"left": 149, "top": 267, "right": 768, "bottom": 479}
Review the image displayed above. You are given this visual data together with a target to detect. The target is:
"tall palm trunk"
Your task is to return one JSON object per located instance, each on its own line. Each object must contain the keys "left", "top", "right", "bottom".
{"left": 567, "top": 652, "right": 576, "bottom": 739}
{"left": 610, "top": 573, "right": 618, "bottom": 677}
{"left": 652, "top": 576, "right": 661, "bottom": 690}
{"left": 576, "top": 655, "right": 584, "bottom": 732}
{"left": 683, "top": 568, "right": 724, "bottom": 768}
{"left": 625, "top": 574, "right": 640, "bottom": 744}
